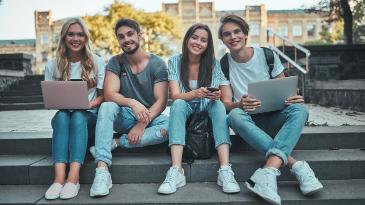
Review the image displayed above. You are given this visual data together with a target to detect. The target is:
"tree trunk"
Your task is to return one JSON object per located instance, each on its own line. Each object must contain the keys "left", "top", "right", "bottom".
{"left": 340, "top": 0, "right": 353, "bottom": 45}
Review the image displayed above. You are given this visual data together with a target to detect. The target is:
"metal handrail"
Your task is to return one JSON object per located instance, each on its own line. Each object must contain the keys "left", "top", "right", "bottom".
{"left": 266, "top": 29, "right": 311, "bottom": 98}
{"left": 266, "top": 29, "right": 311, "bottom": 74}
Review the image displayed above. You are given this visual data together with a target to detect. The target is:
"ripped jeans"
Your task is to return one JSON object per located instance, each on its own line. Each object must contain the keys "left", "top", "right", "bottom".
{"left": 94, "top": 102, "right": 169, "bottom": 166}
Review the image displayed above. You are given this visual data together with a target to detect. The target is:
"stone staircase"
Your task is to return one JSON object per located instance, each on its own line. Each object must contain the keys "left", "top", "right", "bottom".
{"left": 0, "top": 75, "right": 44, "bottom": 111}
{"left": 1, "top": 126, "right": 365, "bottom": 204}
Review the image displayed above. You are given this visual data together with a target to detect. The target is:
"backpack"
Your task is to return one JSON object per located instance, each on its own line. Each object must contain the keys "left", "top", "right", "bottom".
{"left": 183, "top": 110, "right": 214, "bottom": 164}
{"left": 220, "top": 47, "right": 275, "bottom": 80}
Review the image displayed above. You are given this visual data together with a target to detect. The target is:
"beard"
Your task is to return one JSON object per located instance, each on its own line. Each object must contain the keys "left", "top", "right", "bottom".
{"left": 122, "top": 42, "right": 140, "bottom": 55}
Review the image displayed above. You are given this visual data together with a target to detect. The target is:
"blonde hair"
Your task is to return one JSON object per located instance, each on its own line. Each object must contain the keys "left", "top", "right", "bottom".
{"left": 55, "top": 17, "right": 96, "bottom": 82}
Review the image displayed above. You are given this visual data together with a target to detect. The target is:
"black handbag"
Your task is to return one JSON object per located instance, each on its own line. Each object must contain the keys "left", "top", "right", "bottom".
{"left": 183, "top": 110, "right": 214, "bottom": 163}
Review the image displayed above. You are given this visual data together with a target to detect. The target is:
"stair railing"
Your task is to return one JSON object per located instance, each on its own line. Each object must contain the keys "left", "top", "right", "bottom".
{"left": 266, "top": 29, "right": 310, "bottom": 98}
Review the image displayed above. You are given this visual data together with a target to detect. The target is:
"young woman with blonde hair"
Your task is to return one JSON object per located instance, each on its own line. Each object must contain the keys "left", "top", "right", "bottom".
{"left": 44, "top": 17, "right": 105, "bottom": 200}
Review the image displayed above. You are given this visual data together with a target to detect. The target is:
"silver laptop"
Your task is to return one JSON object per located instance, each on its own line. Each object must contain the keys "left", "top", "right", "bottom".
{"left": 247, "top": 76, "right": 298, "bottom": 114}
{"left": 41, "top": 81, "right": 90, "bottom": 109}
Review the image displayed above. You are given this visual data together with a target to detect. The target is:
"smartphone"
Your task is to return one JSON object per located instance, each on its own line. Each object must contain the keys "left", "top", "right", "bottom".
{"left": 207, "top": 87, "right": 219, "bottom": 92}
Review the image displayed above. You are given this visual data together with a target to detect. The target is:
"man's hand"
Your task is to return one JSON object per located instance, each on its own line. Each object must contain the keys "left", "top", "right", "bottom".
{"left": 130, "top": 99, "right": 151, "bottom": 123}
{"left": 285, "top": 95, "right": 304, "bottom": 105}
{"left": 206, "top": 90, "right": 221, "bottom": 101}
{"left": 240, "top": 94, "right": 261, "bottom": 112}
{"left": 194, "top": 87, "right": 209, "bottom": 99}
{"left": 127, "top": 122, "right": 147, "bottom": 145}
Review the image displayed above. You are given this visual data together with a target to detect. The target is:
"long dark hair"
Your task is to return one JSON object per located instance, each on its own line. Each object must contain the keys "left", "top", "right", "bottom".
{"left": 180, "top": 23, "right": 214, "bottom": 91}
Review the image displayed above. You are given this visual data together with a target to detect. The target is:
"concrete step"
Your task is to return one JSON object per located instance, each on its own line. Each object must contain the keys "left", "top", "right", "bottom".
{"left": 1, "top": 149, "right": 365, "bottom": 185}
{"left": 24, "top": 75, "right": 44, "bottom": 81}
{"left": 0, "top": 102, "right": 44, "bottom": 111}
{"left": 0, "top": 90, "right": 42, "bottom": 96}
{"left": 310, "top": 80, "right": 365, "bottom": 112}
{"left": 9, "top": 85, "right": 41, "bottom": 91}
{"left": 0, "top": 95, "right": 43, "bottom": 103}
{"left": 1, "top": 179, "right": 365, "bottom": 204}
{"left": 1, "top": 126, "right": 364, "bottom": 155}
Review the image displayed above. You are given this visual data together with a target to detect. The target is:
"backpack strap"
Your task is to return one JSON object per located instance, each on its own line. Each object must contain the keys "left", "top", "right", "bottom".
{"left": 221, "top": 47, "right": 275, "bottom": 79}
{"left": 261, "top": 47, "right": 275, "bottom": 79}
{"left": 220, "top": 53, "right": 229, "bottom": 80}
{"left": 116, "top": 54, "right": 127, "bottom": 78}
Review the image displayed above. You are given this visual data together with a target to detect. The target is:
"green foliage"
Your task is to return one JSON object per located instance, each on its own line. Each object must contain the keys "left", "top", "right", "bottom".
{"left": 83, "top": 1, "right": 181, "bottom": 56}
{"left": 353, "top": 24, "right": 365, "bottom": 43}
{"left": 306, "top": 0, "right": 365, "bottom": 44}
{"left": 320, "top": 20, "right": 344, "bottom": 43}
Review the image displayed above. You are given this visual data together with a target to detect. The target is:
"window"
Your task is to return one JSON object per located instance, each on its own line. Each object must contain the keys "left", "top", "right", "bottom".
{"left": 42, "top": 52, "right": 48, "bottom": 62}
{"left": 279, "top": 25, "right": 288, "bottom": 37}
{"left": 250, "top": 22, "right": 260, "bottom": 36}
{"left": 293, "top": 25, "right": 302, "bottom": 37}
{"left": 40, "top": 33, "right": 48, "bottom": 45}
{"left": 307, "top": 23, "right": 316, "bottom": 37}
{"left": 53, "top": 33, "right": 60, "bottom": 44}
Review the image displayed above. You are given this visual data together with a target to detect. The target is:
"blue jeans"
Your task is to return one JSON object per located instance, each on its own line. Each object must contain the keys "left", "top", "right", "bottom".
{"left": 95, "top": 102, "right": 169, "bottom": 166}
{"left": 168, "top": 99, "right": 231, "bottom": 148}
{"left": 52, "top": 109, "right": 97, "bottom": 164}
{"left": 228, "top": 104, "right": 309, "bottom": 165}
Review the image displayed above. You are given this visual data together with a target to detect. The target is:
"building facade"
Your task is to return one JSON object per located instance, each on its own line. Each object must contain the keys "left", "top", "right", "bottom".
{"left": 0, "top": 0, "right": 324, "bottom": 72}
{"left": 163, "top": 0, "right": 324, "bottom": 56}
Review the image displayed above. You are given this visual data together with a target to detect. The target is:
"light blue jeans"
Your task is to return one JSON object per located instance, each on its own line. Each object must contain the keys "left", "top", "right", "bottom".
{"left": 168, "top": 99, "right": 231, "bottom": 148}
{"left": 95, "top": 102, "right": 169, "bottom": 166}
{"left": 52, "top": 109, "right": 97, "bottom": 164}
{"left": 228, "top": 104, "right": 309, "bottom": 165}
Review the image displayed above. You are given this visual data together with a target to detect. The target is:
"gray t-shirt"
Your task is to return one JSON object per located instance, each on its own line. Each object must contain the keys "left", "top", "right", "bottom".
{"left": 106, "top": 53, "right": 168, "bottom": 108}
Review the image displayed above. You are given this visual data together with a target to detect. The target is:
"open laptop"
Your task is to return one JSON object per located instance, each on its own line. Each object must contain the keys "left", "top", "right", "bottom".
{"left": 247, "top": 76, "right": 298, "bottom": 114}
{"left": 41, "top": 81, "right": 90, "bottom": 109}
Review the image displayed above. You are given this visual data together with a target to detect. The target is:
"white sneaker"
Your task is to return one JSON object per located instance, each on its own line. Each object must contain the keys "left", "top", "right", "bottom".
{"left": 90, "top": 167, "right": 113, "bottom": 197}
{"left": 158, "top": 166, "right": 186, "bottom": 194}
{"left": 60, "top": 182, "right": 80, "bottom": 199}
{"left": 245, "top": 167, "right": 281, "bottom": 205}
{"left": 290, "top": 161, "right": 323, "bottom": 195}
{"left": 45, "top": 183, "right": 63, "bottom": 200}
{"left": 217, "top": 164, "right": 240, "bottom": 193}
{"left": 89, "top": 138, "right": 119, "bottom": 158}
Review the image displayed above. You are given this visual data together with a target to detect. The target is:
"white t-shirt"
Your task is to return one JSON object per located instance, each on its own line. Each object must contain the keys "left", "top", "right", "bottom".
{"left": 44, "top": 55, "right": 106, "bottom": 101}
{"left": 228, "top": 46, "right": 284, "bottom": 102}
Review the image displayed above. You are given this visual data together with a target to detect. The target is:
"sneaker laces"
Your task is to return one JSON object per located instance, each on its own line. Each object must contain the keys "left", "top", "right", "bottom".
{"left": 163, "top": 166, "right": 179, "bottom": 184}
{"left": 220, "top": 168, "right": 236, "bottom": 184}
{"left": 262, "top": 169, "right": 278, "bottom": 192}
{"left": 295, "top": 163, "right": 315, "bottom": 183}
{"left": 94, "top": 169, "right": 109, "bottom": 185}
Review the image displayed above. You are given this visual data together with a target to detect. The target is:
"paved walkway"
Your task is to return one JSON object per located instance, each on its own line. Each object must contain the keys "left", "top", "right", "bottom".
{"left": 0, "top": 104, "right": 364, "bottom": 132}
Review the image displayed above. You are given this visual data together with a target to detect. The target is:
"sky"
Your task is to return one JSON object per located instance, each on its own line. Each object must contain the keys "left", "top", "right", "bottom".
{"left": 0, "top": 0, "right": 318, "bottom": 40}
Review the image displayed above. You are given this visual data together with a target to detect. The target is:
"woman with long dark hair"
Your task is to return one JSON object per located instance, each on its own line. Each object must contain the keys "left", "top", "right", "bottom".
{"left": 158, "top": 23, "right": 240, "bottom": 194}
{"left": 44, "top": 18, "right": 105, "bottom": 200}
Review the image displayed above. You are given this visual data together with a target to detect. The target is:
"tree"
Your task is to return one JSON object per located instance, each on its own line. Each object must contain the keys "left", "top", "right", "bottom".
{"left": 319, "top": 20, "right": 344, "bottom": 44}
{"left": 306, "top": 0, "right": 364, "bottom": 45}
{"left": 83, "top": 1, "right": 181, "bottom": 56}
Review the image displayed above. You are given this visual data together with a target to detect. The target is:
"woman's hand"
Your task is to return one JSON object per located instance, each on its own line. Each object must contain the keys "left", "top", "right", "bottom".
{"left": 89, "top": 101, "right": 95, "bottom": 109}
{"left": 206, "top": 90, "right": 221, "bottom": 100}
{"left": 193, "top": 87, "right": 209, "bottom": 99}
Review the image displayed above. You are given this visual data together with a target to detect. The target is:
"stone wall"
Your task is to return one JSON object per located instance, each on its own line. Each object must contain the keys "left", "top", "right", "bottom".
{"left": 283, "top": 45, "right": 365, "bottom": 111}
{"left": 311, "top": 80, "right": 365, "bottom": 112}
{"left": 282, "top": 45, "right": 365, "bottom": 80}
{"left": 0, "top": 53, "right": 33, "bottom": 92}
